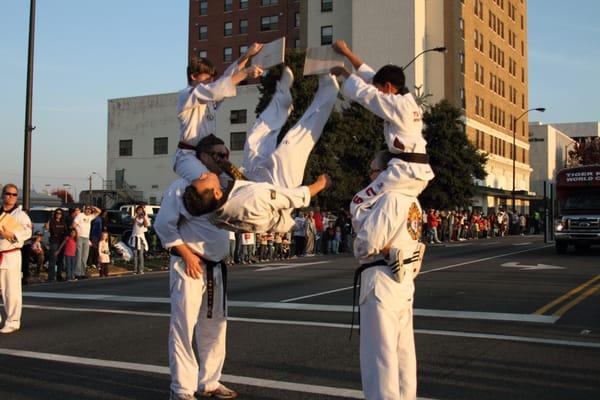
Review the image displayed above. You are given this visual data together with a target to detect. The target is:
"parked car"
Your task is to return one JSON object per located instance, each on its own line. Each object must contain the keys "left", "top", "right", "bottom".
{"left": 105, "top": 210, "right": 133, "bottom": 243}
{"left": 28, "top": 207, "right": 66, "bottom": 235}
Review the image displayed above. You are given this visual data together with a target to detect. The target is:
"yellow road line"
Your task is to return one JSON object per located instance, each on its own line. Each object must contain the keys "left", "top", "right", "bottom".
{"left": 534, "top": 274, "right": 600, "bottom": 315}
{"left": 554, "top": 283, "right": 600, "bottom": 317}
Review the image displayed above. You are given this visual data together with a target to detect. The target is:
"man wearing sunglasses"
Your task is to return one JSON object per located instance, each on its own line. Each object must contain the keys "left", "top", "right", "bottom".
{"left": 0, "top": 184, "right": 32, "bottom": 334}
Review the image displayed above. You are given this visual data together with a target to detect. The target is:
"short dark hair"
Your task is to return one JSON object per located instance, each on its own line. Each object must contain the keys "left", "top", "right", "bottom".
{"left": 183, "top": 184, "right": 219, "bottom": 216}
{"left": 187, "top": 57, "right": 216, "bottom": 84}
{"left": 373, "top": 64, "right": 406, "bottom": 92}
{"left": 196, "top": 134, "right": 225, "bottom": 157}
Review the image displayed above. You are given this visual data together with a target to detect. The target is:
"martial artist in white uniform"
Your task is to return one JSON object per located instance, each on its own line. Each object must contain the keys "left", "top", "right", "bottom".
{"left": 211, "top": 68, "right": 339, "bottom": 233}
{"left": 331, "top": 40, "right": 434, "bottom": 201}
{"left": 0, "top": 184, "right": 32, "bottom": 334}
{"left": 174, "top": 43, "right": 264, "bottom": 182}
{"left": 351, "top": 152, "right": 426, "bottom": 400}
{"left": 154, "top": 180, "right": 237, "bottom": 400}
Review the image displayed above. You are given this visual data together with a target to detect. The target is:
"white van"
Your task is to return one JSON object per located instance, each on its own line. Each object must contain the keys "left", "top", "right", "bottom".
{"left": 119, "top": 204, "right": 160, "bottom": 218}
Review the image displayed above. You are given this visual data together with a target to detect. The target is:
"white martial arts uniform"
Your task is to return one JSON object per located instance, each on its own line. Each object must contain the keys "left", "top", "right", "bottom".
{"left": 173, "top": 60, "right": 242, "bottom": 182}
{"left": 154, "top": 178, "right": 230, "bottom": 397}
{"left": 211, "top": 73, "right": 339, "bottom": 233}
{"left": 341, "top": 63, "right": 434, "bottom": 198}
{"left": 0, "top": 206, "right": 32, "bottom": 330}
{"left": 351, "top": 189, "right": 424, "bottom": 400}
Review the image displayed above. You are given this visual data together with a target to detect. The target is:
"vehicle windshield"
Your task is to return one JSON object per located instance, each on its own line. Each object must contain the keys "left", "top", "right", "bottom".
{"left": 28, "top": 210, "right": 52, "bottom": 224}
{"left": 561, "top": 189, "right": 600, "bottom": 212}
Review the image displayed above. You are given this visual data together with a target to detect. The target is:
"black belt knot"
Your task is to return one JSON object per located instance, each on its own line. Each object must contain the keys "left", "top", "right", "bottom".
{"left": 170, "top": 248, "right": 228, "bottom": 318}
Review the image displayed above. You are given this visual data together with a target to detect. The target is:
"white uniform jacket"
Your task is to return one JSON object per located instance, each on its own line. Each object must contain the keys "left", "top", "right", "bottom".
{"left": 0, "top": 207, "right": 32, "bottom": 256}
{"left": 211, "top": 180, "right": 311, "bottom": 234}
{"left": 352, "top": 190, "right": 423, "bottom": 308}
{"left": 177, "top": 61, "right": 241, "bottom": 147}
{"left": 154, "top": 179, "right": 230, "bottom": 267}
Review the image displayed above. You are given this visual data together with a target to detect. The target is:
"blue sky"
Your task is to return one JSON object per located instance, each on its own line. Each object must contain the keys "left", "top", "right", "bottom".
{"left": 1, "top": 1, "right": 599, "bottom": 197}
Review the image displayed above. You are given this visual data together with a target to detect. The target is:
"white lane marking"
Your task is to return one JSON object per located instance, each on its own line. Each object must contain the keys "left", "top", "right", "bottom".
{"left": 501, "top": 262, "right": 565, "bottom": 271}
{"left": 22, "top": 305, "right": 599, "bottom": 348}
{"left": 21, "top": 302, "right": 558, "bottom": 324}
{"left": 281, "top": 286, "right": 354, "bottom": 302}
{"left": 23, "top": 292, "right": 171, "bottom": 303}
{"left": 419, "top": 245, "right": 554, "bottom": 275}
{"left": 277, "top": 244, "right": 555, "bottom": 301}
{"left": 256, "top": 261, "right": 330, "bottom": 272}
{"left": 513, "top": 242, "right": 532, "bottom": 246}
{"left": 0, "top": 348, "right": 365, "bottom": 399}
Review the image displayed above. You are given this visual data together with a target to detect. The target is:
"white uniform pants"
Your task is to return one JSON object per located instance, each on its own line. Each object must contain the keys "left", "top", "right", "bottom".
{"left": 0, "top": 251, "right": 23, "bottom": 329}
{"left": 243, "top": 73, "right": 339, "bottom": 188}
{"left": 359, "top": 285, "right": 417, "bottom": 400}
{"left": 169, "top": 257, "right": 227, "bottom": 396}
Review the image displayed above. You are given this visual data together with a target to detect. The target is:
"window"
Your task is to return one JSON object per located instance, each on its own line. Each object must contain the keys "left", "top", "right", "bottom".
{"left": 153, "top": 137, "right": 168, "bottom": 155}
{"left": 459, "top": 87, "right": 465, "bottom": 108}
{"left": 239, "top": 0, "right": 248, "bottom": 10}
{"left": 295, "top": 38, "right": 300, "bottom": 48}
{"left": 459, "top": 18, "right": 464, "bottom": 38}
{"left": 261, "top": 0, "right": 278, "bottom": 5}
{"left": 223, "top": 47, "right": 233, "bottom": 62}
{"left": 119, "top": 140, "right": 132, "bottom": 157}
{"left": 198, "top": 50, "right": 207, "bottom": 58}
{"left": 261, "top": 15, "right": 279, "bottom": 31}
{"left": 321, "top": 25, "right": 333, "bottom": 45}
{"left": 239, "top": 19, "right": 248, "bottom": 34}
{"left": 230, "top": 109, "right": 247, "bottom": 124}
{"left": 224, "top": 21, "right": 233, "bottom": 36}
{"left": 199, "top": 0, "right": 208, "bottom": 15}
{"left": 239, "top": 45, "right": 248, "bottom": 56}
{"left": 230, "top": 132, "right": 246, "bottom": 151}
{"left": 199, "top": 25, "right": 208, "bottom": 40}
{"left": 224, "top": 0, "right": 233, "bottom": 12}
{"left": 295, "top": 12, "right": 300, "bottom": 28}
{"left": 149, "top": 196, "right": 158, "bottom": 204}
{"left": 321, "top": 0, "right": 333, "bottom": 12}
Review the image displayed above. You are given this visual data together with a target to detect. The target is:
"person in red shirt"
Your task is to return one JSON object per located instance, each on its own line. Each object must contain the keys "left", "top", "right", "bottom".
{"left": 56, "top": 229, "right": 78, "bottom": 281}
{"left": 313, "top": 207, "right": 324, "bottom": 254}
{"left": 427, "top": 209, "right": 442, "bottom": 244}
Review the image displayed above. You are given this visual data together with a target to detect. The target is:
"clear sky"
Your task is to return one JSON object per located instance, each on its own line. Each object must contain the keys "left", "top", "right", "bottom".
{"left": 1, "top": 1, "right": 599, "bottom": 198}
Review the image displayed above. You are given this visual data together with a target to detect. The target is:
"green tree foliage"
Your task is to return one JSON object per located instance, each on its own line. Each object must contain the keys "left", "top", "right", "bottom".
{"left": 419, "top": 100, "right": 487, "bottom": 210}
{"left": 255, "top": 49, "right": 383, "bottom": 210}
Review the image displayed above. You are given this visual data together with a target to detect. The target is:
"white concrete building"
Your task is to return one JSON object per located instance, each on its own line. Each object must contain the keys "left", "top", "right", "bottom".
{"left": 545, "top": 121, "right": 600, "bottom": 140}
{"left": 107, "top": 85, "right": 260, "bottom": 203}
{"left": 528, "top": 123, "right": 575, "bottom": 196}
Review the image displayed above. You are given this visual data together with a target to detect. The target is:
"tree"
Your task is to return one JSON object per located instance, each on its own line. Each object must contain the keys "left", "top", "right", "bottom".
{"left": 419, "top": 100, "right": 487, "bottom": 210}
{"left": 568, "top": 137, "right": 600, "bottom": 166}
{"left": 52, "top": 189, "right": 74, "bottom": 204}
{"left": 255, "top": 50, "right": 384, "bottom": 210}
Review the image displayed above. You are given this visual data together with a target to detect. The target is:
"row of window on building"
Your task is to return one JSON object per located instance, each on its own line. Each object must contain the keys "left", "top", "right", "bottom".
{"left": 198, "top": 0, "right": 333, "bottom": 15}
{"left": 474, "top": 129, "right": 527, "bottom": 163}
{"left": 472, "top": 0, "right": 524, "bottom": 30}
{"left": 474, "top": 96, "right": 528, "bottom": 136}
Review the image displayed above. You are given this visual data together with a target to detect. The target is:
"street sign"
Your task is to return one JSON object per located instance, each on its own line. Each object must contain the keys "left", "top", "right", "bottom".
{"left": 501, "top": 262, "right": 565, "bottom": 271}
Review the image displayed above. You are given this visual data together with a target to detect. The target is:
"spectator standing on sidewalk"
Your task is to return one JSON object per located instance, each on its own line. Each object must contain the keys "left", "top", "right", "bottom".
{"left": 292, "top": 212, "right": 306, "bottom": 257}
{"left": 427, "top": 209, "right": 442, "bottom": 244}
{"left": 48, "top": 209, "right": 67, "bottom": 281}
{"left": 313, "top": 207, "right": 324, "bottom": 254}
{"left": 72, "top": 205, "right": 101, "bottom": 279}
{"left": 304, "top": 211, "right": 316, "bottom": 256}
{"left": 130, "top": 205, "right": 150, "bottom": 275}
{"left": 98, "top": 231, "right": 111, "bottom": 277}
{"left": 56, "top": 229, "right": 78, "bottom": 281}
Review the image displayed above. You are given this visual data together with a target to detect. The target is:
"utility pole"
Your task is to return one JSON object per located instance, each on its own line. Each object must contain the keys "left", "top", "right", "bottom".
{"left": 22, "top": 0, "right": 36, "bottom": 211}
{"left": 88, "top": 175, "right": 93, "bottom": 206}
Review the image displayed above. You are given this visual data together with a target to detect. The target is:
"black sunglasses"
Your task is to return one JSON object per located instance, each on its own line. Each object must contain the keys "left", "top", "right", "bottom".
{"left": 3, "top": 192, "right": 18, "bottom": 197}
{"left": 210, "top": 151, "right": 229, "bottom": 160}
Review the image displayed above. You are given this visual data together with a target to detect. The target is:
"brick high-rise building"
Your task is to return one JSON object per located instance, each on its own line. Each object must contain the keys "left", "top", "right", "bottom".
{"left": 188, "top": 0, "right": 301, "bottom": 75}
{"left": 299, "top": 0, "right": 532, "bottom": 212}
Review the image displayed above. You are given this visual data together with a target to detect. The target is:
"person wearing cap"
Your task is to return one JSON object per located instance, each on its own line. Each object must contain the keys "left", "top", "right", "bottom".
{"left": 0, "top": 184, "right": 32, "bottom": 334}
{"left": 174, "top": 43, "right": 264, "bottom": 183}
{"left": 330, "top": 40, "right": 434, "bottom": 206}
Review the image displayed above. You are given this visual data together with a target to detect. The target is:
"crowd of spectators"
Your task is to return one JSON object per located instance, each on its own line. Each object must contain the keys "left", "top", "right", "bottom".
{"left": 424, "top": 209, "right": 543, "bottom": 243}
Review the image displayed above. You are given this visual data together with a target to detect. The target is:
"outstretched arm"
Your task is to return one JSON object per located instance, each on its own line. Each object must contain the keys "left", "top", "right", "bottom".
{"left": 332, "top": 40, "right": 363, "bottom": 70}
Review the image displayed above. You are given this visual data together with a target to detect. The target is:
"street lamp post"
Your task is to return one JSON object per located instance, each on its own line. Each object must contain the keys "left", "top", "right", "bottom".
{"left": 92, "top": 171, "right": 105, "bottom": 188}
{"left": 511, "top": 107, "right": 545, "bottom": 212}
{"left": 402, "top": 46, "right": 447, "bottom": 71}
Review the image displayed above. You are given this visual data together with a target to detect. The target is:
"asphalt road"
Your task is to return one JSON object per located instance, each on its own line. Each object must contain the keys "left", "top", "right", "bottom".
{"left": 1, "top": 234, "right": 599, "bottom": 400}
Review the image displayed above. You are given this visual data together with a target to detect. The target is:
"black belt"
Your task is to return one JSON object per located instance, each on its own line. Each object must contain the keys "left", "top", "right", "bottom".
{"left": 350, "top": 254, "right": 419, "bottom": 338}
{"left": 392, "top": 152, "right": 429, "bottom": 164}
{"left": 169, "top": 248, "right": 228, "bottom": 318}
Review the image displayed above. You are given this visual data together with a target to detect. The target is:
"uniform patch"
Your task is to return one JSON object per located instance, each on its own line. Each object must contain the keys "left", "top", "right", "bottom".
{"left": 407, "top": 202, "right": 422, "bottom": 240}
